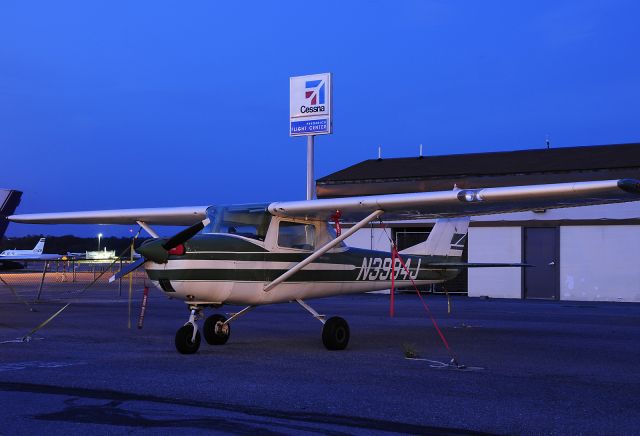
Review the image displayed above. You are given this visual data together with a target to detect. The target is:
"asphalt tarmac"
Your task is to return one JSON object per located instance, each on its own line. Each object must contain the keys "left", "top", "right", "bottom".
{"left": 1, "top": 287, "right": 639, "bottom": 435}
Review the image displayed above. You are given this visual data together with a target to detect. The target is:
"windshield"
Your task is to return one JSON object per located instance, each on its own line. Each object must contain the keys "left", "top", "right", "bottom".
{"left": 204, "top": 204, "right": 271, "bottom": 241}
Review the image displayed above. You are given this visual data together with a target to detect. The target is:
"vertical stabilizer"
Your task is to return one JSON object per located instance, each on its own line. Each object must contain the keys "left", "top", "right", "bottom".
{"left": 0, "top": 189, "right": 23, "bottom": 241}
{"left": 399, "top": 217, "right": 469, "bottom": 257}
{"left": 33, "top": 238, "right": 45, "bottom": 254}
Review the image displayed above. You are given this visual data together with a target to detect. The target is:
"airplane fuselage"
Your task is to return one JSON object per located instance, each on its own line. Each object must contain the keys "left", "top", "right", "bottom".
{"left": 0, "top": 252, "right": 56, "bottom": 260}
{"left": 143, "top": 233, "right": 460, "bottom": 306}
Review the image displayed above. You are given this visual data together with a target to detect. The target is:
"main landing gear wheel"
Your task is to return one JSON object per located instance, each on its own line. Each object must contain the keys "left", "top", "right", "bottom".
{"left": 175, "top": 324, "right": 201, "bottom": 354}
{"left": 322, "top": 316, "right": 350, "bottom": 350}
{"left": 203, "top": 314, "right": 230, "bottom": 345}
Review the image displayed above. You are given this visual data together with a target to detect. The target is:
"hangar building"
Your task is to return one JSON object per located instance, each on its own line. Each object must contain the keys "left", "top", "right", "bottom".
{"left": 317, "top": 143, "right": 640, "bottom": 302}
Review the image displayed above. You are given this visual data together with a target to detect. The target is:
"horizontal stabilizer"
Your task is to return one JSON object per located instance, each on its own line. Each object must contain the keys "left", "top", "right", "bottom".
{"left": 424, "top": 262, "right": 531, "bottom": 268}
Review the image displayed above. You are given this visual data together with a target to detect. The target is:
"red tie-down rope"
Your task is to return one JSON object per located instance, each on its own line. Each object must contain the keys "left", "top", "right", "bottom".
{"left": 390, "top": 246, "right": 396, "bottom": 317}
{"left": 380, "top": 220, "right": 460, "bottom": 366}
{"left": 331, "top": 210, "right": 342, "bottom": 236}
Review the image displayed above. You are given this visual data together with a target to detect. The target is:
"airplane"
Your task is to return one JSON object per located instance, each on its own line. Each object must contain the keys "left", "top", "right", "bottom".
{"left": 1, "top": 237, "right": 47, "bottom": 258}
{"left": 0, "top": 238, "right": 66, "bottom": 270}
{"left": 8, "top": 178, "right": 640, "bottom": 354}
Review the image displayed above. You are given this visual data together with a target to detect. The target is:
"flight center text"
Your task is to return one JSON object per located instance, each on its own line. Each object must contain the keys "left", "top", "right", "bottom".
{"left": 355, "top": 257, "right": 421, "bottom": 281}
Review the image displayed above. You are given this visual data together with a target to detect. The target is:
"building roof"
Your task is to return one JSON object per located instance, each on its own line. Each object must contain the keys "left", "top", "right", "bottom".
{"left": 317, "top": 143, "right": 640, "bottom": 198}
{"left": 319, "top": 143, "right": 640, "bottom": 182}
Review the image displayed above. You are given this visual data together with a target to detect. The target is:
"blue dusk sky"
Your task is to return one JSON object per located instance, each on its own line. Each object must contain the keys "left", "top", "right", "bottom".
{"left": 2, "top": 0, "right": 639, "bottom": 237}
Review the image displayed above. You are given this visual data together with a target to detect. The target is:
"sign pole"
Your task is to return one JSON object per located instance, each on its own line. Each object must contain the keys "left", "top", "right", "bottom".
{"left": 307, "top": 135, "right": 315, "bottom": 200}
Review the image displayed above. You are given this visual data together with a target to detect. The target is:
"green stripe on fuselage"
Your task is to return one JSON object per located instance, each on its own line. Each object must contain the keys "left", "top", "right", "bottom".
{"left": 155, "top": 234, "right": 462, "bottom": 284}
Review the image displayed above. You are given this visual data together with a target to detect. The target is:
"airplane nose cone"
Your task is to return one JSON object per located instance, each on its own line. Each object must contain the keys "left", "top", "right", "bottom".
{"left": 136, "top": 239, "right": 169, "bottom": 264}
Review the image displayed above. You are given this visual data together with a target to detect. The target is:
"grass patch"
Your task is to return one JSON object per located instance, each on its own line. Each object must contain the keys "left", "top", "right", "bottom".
{"left": 402, "top": 343, "right": 419, "bottom": 359}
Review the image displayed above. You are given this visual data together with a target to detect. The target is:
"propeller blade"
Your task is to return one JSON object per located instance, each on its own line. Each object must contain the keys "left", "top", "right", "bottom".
{"left": 108, "top": 257, "right": 146, "bottom": 283}
{"left": 132, "top": 217, "right": 211, "bottom": 265}
{"left": 163, "top": 217, "right": 210, "bottom": 250}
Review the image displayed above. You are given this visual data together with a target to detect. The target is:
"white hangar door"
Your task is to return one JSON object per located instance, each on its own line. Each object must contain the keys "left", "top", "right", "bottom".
{"left": 523, "top": 227, "right": 559, "bottom": 300}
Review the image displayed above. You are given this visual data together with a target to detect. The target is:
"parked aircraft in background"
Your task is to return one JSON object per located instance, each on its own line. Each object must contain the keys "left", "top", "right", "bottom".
{"left": 8, "top": 179, "right": 640, "bottom": 354}
{"left": 1, "top": 237, "right": 45, "bottom": 258}
{"left": 0, "top": 238, "right": 65, "bottom": 260}
{"left": 0, "top": 238, "right": 66, "bottom": 270}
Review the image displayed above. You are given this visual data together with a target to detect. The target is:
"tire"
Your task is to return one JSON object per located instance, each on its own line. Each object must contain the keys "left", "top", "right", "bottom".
{"left": 175, "top": 324, "right": 201, "bottom": 354}
{"left": 322, "top": 316, "right": 350, "bottom": 350}
{"left": 203, "top": 314, "right": 230, "bottom": 345}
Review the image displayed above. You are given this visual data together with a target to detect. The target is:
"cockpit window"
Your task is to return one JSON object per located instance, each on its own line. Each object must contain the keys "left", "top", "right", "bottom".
{"left": 204, "top": 204, "right": 271, "bottom": 241}
{"left": 278, "top": 221, "right": 316, "bottom": 250}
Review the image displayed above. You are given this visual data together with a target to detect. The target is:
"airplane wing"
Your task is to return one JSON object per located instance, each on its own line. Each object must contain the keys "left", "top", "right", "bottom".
{"left": 7, "top": 180, "right": 640, "bottom": 226}
{"left": 268, "top": 179, "right": 640, "bottom": 221}
{"left": 8, "top": 206, "right": 210, "bottom": 226}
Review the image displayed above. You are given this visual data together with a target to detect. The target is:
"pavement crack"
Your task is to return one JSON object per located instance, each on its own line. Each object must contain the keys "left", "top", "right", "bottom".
{"left": 0, "top": 381, "right": 492, "bottom": 435}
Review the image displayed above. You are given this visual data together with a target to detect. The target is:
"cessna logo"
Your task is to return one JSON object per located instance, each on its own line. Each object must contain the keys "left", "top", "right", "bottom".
{"left": 300, "top": 80, "right": 326, "bottom": 114}
{"left": 355, "top": 257, "right": 421, "bottom": 281}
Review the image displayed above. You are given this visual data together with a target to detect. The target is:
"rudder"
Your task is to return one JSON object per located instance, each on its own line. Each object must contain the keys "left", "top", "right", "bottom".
{"left": 399, "top": 217, "right": 469, "bottom": 258}
{"left": 32, "top": 238, "right": 45, "bottom": 254}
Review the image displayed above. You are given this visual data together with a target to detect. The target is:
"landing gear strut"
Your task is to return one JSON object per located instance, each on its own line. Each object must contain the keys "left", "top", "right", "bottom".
{"left": 296, "top": 299, "right": 350, "bottom": 350}
{"left": 174, "top": 302, "right": 350, "bottom": 353}
{"left": 175, "top": 305, "right": 253, "bottom": 353}
{"left": 175, "top": 307, "right": 202, "bottom": 354}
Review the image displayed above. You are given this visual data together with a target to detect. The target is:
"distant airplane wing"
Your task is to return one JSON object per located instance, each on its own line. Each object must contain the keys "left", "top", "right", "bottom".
{"left": 8, "top": 206, "right": 210, "bottom": 226}
{"left": 268, "top": 179, "right": 640, "bottom": 221}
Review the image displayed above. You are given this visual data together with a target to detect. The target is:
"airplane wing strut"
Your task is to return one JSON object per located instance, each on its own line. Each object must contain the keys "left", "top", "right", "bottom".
{"left": 136, "top": 220, "right": 159, "bottom": 238}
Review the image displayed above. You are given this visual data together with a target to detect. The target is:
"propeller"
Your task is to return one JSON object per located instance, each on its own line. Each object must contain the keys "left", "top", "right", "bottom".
{"left": 109, "top": 217, "right": 210, "bottom": 283}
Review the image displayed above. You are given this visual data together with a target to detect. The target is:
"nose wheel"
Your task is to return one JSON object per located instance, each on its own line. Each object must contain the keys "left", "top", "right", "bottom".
{"left": 175, "top": 324, "right": 201, "bottom": 354}
{"left": 175, "top": 306, "right": 242, "bottom": 353}
{"left": 175, "top": 307, "right": 202, "bottom": 354}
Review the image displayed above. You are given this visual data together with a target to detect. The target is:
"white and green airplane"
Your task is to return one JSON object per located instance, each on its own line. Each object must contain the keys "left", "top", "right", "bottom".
{"left": 9, "top": 179, "right": 640, "bottom": 354}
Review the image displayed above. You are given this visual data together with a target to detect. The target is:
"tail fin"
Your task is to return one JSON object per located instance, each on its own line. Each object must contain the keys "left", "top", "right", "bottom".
{"left": 0, "top": 189, "right": 22, "bottom": 241}
{"left": 32, "top": 238, "right": 45, "bottom": 254}
{"left": 399, "top": 217, "right": 469, "bottom": 257}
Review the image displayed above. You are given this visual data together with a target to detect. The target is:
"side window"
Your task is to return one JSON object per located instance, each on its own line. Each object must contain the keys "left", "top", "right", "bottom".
{"left": 278, "top": 222, "right": 315, "bottom": 250}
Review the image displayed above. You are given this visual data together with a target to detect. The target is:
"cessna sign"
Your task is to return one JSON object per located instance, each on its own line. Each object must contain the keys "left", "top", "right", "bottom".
{"left": 290, "top": 73, "right": 332, "bottom": 136}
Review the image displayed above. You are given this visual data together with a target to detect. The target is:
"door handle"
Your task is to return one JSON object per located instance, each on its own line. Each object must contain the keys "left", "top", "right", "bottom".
{"left": 548, "top": 261, "right": 555, "bottom": 266}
